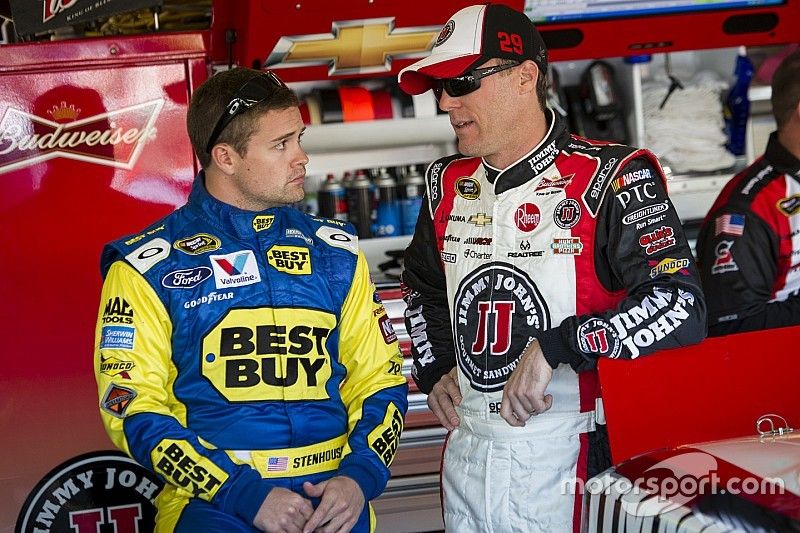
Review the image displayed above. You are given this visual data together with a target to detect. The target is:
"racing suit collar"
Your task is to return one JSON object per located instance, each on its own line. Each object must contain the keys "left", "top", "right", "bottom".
{"left": 188, "top": 171, "right": 286, "bottom": 239}
{"left": 765, "top": 131, "right": 800, "bottom": 179}
{"left": 482, "top": 109, "right": 569, "bottom": 195}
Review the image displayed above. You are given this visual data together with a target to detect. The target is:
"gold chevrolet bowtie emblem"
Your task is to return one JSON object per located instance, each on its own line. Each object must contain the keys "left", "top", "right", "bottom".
{"left": 265, "top": 18, "right": 440, "bottom": 76}
{"left": 469, "top": 213, "right": 493, "bottom": 227}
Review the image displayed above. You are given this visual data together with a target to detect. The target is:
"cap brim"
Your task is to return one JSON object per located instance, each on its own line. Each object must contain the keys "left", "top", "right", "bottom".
{"left": 398, "top": 53, "right": 479, "bottom": 95}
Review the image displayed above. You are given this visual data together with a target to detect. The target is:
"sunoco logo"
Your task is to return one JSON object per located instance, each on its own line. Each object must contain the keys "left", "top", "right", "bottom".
{"left": 0, "top": 100, "right": 162, "bottom": 175}
{"left": 16, "top": 451, "right": 163, "bottom": 533}
{"left": 453, "top": 263, "right": 550, "bottom": 392}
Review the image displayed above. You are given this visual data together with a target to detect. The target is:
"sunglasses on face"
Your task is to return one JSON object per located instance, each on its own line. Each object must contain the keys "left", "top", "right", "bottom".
{"left": 206, "top": 71, "right": 288, "bottom": 153}
{"left": 432, "top": 61, "right": 520, "bottom": 100}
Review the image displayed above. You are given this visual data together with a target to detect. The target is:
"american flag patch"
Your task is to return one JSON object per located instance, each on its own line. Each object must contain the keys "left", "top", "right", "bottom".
{"left": 267, "top": 456, "right": 289, "bottom": 472}
{"left": 715, "top": 213, "right": 745, "bottom": 236}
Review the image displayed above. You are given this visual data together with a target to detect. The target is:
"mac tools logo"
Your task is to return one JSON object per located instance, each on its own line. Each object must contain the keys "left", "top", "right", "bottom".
{"left": 0, "top": 99, "right": 162, "bottom": 174}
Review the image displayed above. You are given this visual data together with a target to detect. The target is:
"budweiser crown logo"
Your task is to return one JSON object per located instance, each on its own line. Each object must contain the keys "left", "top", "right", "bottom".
{"left": 47, "top": 101, "right": 81, "bottom": 122}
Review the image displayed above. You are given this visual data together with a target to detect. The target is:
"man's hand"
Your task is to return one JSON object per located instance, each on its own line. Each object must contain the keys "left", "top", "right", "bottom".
{"left": 500, "top": 340, "right": 554, "bottom": 426}
{"left": 427, "top": 367, "right": 461, "bottom": 431}
{"left": 253, "top": 487, "right": 314, "bottom": 533}
{"left": 301, "top": 476, "right": 364, "bottom": 533}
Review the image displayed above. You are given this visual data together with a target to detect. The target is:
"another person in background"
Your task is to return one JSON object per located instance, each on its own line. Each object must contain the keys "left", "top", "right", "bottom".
{"left": 697, "top": 49, "right": 800, "bottom": 336}
{"left": 94, "top": 67, "right": 408, "bottom": 533}
{"left": 398, "top": 4, "right": 706, "bottom": 531}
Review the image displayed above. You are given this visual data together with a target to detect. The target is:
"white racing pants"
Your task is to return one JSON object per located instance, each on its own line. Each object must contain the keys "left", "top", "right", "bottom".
{"left": 442, "top": 409, "right": 596, "bottom": 532}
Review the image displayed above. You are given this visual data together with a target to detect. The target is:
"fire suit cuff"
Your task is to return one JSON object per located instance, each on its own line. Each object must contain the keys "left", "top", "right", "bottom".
{"left": 537, "top": 327, "right": 584, "bottom": 369}
{"left": 223, "top": 471, "right": 271, "bottom": 525}
{"left": 337, "top": 462, "right": 382, "bottom": 502}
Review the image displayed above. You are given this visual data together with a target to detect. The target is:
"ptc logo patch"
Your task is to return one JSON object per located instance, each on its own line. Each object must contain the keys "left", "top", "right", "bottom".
{"left": 453, "top": 263, "right": 550, "bottom": 392}
{"left": 15, "top": 451, "right": 163, "bottom": 533}
{"left": 267, "top": 245, "right": 312, "bottom": 275}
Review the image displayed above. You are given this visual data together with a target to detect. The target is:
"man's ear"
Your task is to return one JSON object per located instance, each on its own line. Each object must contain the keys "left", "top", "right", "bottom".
{"left": 518, "top": 60, "right": 539, "bottom": 95}
{"left": 210, "top": 144, "right": 237, "bottom": 175}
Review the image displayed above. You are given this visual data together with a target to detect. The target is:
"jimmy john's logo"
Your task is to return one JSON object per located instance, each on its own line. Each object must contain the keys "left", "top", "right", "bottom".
{"left": 454, "top": 263, "right": 550, "bottom": 392}
{"left": 368, "top": 403, "right": 404, "bottom": 466}
{"left": 174, "top": 233, "right": 221, "bottom": 255}
{"left": 15, "top": 451, "right": 163, "bottom": 533}
{"left": 253, "top": 215, "right": 275, "bottom": 232}
{"left": 435, "top": 19, "right": 455, "bottom": 46}
{"left": 151, "top": 439, "right": 227, "bottom": 500}
{"left": 0, "top": 100, "right": 162, "bottom": 175}
{"left": 455, "top": 177, "right": 480, "bottom": 200}
{"left": 265, "top": 19, "right": 440, "bottom": 75}
{"left": 778, "top": 195, "right": 800, "bottom": 216}
{"left": 267, "top": 245, "right": 311, "bottom": 275}
{"left": 201, "top": 308, "right": 334, "bottom": 401}
{"left": 102, "top": 296, "right": 134, "bottom": 324}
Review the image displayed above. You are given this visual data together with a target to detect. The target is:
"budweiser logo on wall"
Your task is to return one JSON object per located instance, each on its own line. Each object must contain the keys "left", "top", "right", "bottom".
{"left": 0, "top": 99, "right": 163, "bottom": 175}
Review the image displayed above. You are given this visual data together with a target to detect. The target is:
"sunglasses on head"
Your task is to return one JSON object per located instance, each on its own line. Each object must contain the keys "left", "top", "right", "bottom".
{"left": 432, "top": 61, "right": 520, "bottom": 100}
{"left": 206, "top": 71, "right": 288, "bottom": 153}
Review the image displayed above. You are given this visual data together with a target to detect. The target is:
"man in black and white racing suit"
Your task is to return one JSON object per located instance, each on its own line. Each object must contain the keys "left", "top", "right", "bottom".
{"left": 398, "top": 4, "right": 707, "bottom": 531}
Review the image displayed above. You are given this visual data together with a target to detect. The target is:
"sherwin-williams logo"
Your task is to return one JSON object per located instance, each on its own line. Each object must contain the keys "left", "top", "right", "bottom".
{"left": 210, "top": 251, "right": 261, "bottom": 288}
{"left": 0, "top": 99, "right": 163, "bottom": 175}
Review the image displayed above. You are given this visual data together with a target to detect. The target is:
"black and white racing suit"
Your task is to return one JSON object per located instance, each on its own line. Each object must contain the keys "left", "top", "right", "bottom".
{"left": 697, "top": 132, "right": 800, "bottom": 336}
{"left": 402, "top": 111, "right": 706, "bottom": 532}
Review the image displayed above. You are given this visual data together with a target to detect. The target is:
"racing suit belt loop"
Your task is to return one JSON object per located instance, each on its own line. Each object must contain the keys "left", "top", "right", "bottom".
{"left": 456, "top": 409, "right": 596, "bottom": 440}
{"left": 228, "top": 433, "right": 348, "bottom": 478}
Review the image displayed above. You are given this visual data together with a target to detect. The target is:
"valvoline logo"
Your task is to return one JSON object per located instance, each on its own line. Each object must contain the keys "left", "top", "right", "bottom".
{"left": 214, "top": 253, "right": 249, "bottom": 276}
{"left": 209, "top": 250, "right": 261, "bottom": 289}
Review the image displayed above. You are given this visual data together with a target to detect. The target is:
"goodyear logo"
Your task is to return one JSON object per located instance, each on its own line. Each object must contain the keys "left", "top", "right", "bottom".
{"left": 174, "top": 233, "right": 221, "bottom": 255}
{"left": 253, "top": 215, "right": 275, "bottom": 232}
{"left": 368, "top": 403, "right": 404, "bottom": 466}
{"left": 151, "top": 439, "right": 228, "bottom": 500}
{"left": 267, "top": 245, "right": 311, "bottom": 275}
{"left": 201, "top": 308, "right": 334, "bottom": 401}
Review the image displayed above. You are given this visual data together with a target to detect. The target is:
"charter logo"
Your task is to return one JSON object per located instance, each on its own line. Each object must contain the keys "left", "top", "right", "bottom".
{"left": 210, "top": 250, "right": 261, "bottom": 288}
{"left": 0, "top": 99, "right": 162, "bottom": 174}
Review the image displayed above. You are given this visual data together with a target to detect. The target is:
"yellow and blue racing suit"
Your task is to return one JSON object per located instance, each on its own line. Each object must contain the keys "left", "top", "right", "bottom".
{"left": 94, "top": 174, "right": 408, "bottom": 531}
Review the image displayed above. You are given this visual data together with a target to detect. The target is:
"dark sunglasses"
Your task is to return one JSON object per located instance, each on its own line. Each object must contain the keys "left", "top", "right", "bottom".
{"left": 433, "top": 61, "right": 520, "bottom": 100}
{"left": 206, "top": 71, "right": 288, "bottom": 153}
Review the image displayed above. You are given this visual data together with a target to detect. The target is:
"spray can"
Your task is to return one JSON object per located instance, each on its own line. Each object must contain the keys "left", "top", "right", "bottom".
{"left": 400, "top": 165, "right": 426, "bottom": 235}
{"left": 374, "top": 167, "right": 401, "bottom": 237}
{"left": 317, "top": 174, "right": 348, "bottom": 221}
{"left": 346, "top": 169, "right": 374, "bottom": 238}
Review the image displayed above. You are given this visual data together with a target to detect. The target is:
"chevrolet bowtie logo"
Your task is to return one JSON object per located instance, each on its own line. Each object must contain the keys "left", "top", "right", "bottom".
{"left": 265, "top": 18, "right": 440, "bottom": 75}
{"left": 469, "top": 213, "right": 493, "bottom": 227}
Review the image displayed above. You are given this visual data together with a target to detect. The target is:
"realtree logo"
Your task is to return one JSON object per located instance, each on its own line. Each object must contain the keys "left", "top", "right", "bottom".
{"left": 0, "top": 99, "right": 163, "bottom": 174}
